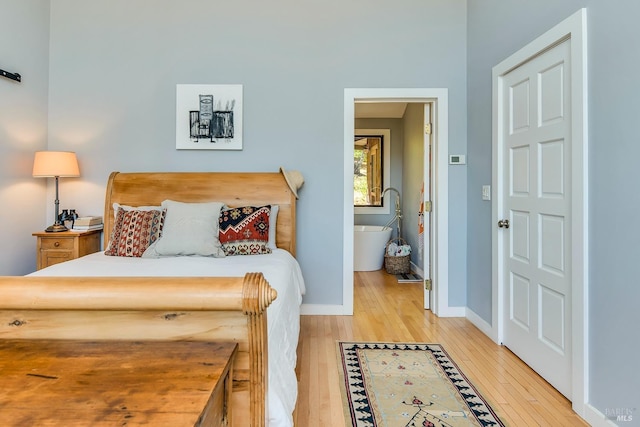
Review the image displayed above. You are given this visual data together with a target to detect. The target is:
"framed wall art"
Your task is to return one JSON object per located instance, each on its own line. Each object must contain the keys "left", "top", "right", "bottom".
{"left": 176, "top": 84, "right": 243, "bottom": 150}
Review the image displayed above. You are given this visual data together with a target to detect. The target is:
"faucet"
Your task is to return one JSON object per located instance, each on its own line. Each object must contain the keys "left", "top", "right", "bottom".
{"left": 382, "top": 187, "right": 402, "bottom": 238}
{"left": 382, "top": 187, "right": 401, "bottom": 212}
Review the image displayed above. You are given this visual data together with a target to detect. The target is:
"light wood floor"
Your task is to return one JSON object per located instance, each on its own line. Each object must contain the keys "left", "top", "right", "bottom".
{"left": 294, "top": 269, "right": 588, "bottom": 426}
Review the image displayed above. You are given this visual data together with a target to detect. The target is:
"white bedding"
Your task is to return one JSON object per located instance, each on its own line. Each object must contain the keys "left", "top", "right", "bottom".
{"left": 29, "top": 249, "right": 305, "bottom": 427}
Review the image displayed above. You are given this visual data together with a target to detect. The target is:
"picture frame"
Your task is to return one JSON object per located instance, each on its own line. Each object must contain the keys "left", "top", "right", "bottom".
{"left": 176, "top": 84, "right": 243, "bottom": 150}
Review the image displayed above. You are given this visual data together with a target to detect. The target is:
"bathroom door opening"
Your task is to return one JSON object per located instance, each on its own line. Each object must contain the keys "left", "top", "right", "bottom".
{"left": 344, "top": 88, "right": 450, "bottom": 317}
{"left": 351, "top": 99, "right": 434, "bottom": 311}
{"left": 354, "top": 94, "right": 442, "bottom": 309}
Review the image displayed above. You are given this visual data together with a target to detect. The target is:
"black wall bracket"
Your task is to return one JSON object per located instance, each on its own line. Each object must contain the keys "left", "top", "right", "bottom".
{"left": 1, "top": 68, "right": 21, "bottom": 82}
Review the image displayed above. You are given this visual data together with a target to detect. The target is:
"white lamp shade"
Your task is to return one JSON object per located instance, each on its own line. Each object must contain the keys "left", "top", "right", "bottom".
{"left": 32, "top": 151, "right": 80, "bottom": 178}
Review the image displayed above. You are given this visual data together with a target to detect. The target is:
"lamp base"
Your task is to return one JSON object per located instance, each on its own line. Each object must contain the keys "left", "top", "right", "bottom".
{"left": 45, "top": 223, "right": 68, "bottom": 233}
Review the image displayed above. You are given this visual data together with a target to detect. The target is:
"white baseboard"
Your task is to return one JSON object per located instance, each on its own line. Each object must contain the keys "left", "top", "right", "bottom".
{"left": 583, "top": 403, "right": 624, "bottom": 427}
{"left": 300, "top": 304, "right": 466, "bottom": 317}
{"left": 301, "top": 303, "right": 464, "bottom": 318}
{"left": 300, "top": 304, "right": 347, "bottom": 315}
{"left": 410, "top": 262, "right": 424, "bottom": 278}
{"left": 436, "top": 306, "right": 466, "bottom": 317}
{"left": 465, "top": 307, "right": 498, "bottom": 344}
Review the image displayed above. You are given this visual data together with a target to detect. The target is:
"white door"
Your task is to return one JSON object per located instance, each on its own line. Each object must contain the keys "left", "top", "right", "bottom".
{"left": 499, "top": 39, "right": 572, "bottom": 398}
{"left": 423, "top": 103, "right": 432, "bottom": 310}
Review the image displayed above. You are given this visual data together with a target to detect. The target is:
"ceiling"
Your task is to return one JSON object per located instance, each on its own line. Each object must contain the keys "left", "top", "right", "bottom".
{"left": 354, "top": 102, "right": 408, "bottom": 119}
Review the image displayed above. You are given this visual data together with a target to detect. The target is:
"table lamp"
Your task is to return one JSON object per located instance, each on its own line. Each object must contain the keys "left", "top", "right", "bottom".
{"left": 32, "top": 151, "right": 80, "bottom": 232}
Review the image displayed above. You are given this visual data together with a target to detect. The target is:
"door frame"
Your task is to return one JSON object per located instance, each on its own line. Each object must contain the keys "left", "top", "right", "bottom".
{"left": 422, "top": 102, "right": 432, "bottom": 310}
{"left": 343, "top": 88, "right": 450, "bottom": 316}
{"left": 491, "top": 8, "right": 588, "bottom": 416}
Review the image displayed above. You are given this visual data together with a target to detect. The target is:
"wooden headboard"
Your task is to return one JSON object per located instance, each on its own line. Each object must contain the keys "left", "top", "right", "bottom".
{"left": 103, "top": 171, "right": 297, "bottom": 256}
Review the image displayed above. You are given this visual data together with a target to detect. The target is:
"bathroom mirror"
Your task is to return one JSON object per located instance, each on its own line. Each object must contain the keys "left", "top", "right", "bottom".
{"left": 354, "top": 134, "right": 383, "bottom": 207}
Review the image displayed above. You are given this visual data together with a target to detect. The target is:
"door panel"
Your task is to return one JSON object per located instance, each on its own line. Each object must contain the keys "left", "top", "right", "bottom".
{"left": 539, "top": 140, "right": 565, "bottom": 197}
{"left": 510, "top": 145, "right": 530, "bottom": 195}
{"left": 539, "top": 213, "right": 564, "bottom": 274}
{"left": 511, "top": 211, "right": 530, "bottom": 263}
{"left": 501, "top": 39, "right": 572, "bottom": 398}
{"left": 510, "top": 272, "right": 530, "bottom": 330}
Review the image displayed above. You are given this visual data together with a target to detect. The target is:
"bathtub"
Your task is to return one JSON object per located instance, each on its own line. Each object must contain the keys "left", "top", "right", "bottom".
{"left": 354, "top": 225, "right": 393, "bottom": 271}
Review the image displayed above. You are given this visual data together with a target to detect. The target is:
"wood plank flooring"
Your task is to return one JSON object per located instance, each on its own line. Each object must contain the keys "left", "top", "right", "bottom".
{"left": 294, "top": 269, "right": 588, "bottom": 426}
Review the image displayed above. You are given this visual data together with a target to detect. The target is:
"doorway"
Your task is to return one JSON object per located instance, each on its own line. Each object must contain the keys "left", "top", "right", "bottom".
{"left": 343, "top": 88, "right": 451, "bottom": 316}
{"left": 354, "top": 103, "right": 430, "bottom": 308}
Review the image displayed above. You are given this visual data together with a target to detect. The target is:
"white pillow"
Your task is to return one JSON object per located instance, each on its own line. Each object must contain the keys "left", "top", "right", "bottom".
{"left": 144, "top": 200, "right": 225, "bottom": 257}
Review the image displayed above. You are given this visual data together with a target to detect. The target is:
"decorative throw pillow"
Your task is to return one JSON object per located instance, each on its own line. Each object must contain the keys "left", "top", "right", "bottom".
{"left": 144, "top": 200, "right": 225, "bottom": 257}
{"left": 105, "top": 207, "right": 165, "bottom": 257}
{"left": 221, "top": 204, "right": 278, "bottom": 249}
{"left": 112, "top": 202, "right": 163, "bottom": 218}
{"left": 219, "top": 205, "right": 272, "bottom": 256}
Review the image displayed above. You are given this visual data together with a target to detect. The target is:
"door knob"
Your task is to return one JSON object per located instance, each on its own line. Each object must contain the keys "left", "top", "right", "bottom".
{"left": 498, "top": 219, "right": 510, "bottom": 229}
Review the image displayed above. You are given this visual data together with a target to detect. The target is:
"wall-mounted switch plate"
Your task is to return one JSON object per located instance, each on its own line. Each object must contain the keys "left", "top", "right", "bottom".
{"left": 482, "top": 185, "right": 491, "bottom": 201}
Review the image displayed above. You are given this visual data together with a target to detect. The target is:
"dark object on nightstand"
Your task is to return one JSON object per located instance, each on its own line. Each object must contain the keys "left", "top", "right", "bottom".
{"left": 59, "top": 209, "right": 79, "bottom": 229}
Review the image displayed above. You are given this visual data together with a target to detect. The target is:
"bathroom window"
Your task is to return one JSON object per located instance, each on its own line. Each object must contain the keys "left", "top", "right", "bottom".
{"left": 354, "top": 134, "right": 384, "bottom": 207}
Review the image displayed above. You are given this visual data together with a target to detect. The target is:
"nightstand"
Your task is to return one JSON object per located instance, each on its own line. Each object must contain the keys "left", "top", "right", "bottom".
{"left": 33, "top": 229, "right": 102, "bottom": 270}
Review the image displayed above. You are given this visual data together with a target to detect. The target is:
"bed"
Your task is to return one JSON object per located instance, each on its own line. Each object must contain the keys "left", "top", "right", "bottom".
{"left": 0, "top": 171, "right": 305, "bottom": 427}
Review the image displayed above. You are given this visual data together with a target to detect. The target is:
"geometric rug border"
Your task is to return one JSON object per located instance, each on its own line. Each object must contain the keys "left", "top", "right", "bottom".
{"left": 336, "top": 341, "right": 507, "bottom": 427}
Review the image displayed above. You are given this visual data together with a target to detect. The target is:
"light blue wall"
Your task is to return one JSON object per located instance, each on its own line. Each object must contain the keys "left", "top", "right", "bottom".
{"left": 0, "top": 0, "right": 50, "bottom": 275}
{"left": 45, "top": 0, "right": 468, "bottom": 306}
{"left": 467, "top": 0, "right": 640, "bottom": 420}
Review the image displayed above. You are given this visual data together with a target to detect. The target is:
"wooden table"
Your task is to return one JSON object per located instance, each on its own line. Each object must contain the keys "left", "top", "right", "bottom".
{"left": 0, "top": 340, "right": 237, "bottom": 426}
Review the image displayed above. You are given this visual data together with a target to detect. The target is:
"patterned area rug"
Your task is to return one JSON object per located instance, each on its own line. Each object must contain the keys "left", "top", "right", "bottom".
{"left": 337, "top": 342, "right": 506, "bottom": 427}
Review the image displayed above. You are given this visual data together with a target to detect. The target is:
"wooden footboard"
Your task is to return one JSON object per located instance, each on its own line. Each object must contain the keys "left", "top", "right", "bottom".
{"left": 0, "top": 273, "right": 276, "bottom": 427}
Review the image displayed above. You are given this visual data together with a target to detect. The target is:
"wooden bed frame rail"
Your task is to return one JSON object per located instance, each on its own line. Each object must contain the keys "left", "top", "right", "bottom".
{"left": 0, "top": 273, "right": 276, "bottom": 427}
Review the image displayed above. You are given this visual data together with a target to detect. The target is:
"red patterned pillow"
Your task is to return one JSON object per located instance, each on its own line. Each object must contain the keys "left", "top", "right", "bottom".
{"left": 219, "top": 206, "right": 271, "bottom": 256}
{"left": 105, "top": 208, "right": 166, "bottom": 257}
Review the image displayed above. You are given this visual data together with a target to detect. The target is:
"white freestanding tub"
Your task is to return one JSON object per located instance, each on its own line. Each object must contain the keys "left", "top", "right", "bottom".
{"left": 354, "top": 225, "right": 393, "bottom": 271}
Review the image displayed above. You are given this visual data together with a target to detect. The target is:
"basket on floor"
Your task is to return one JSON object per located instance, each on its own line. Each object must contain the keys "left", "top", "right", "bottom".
{"left": 384, "top": 238, "right": 411, "bottom": 275}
